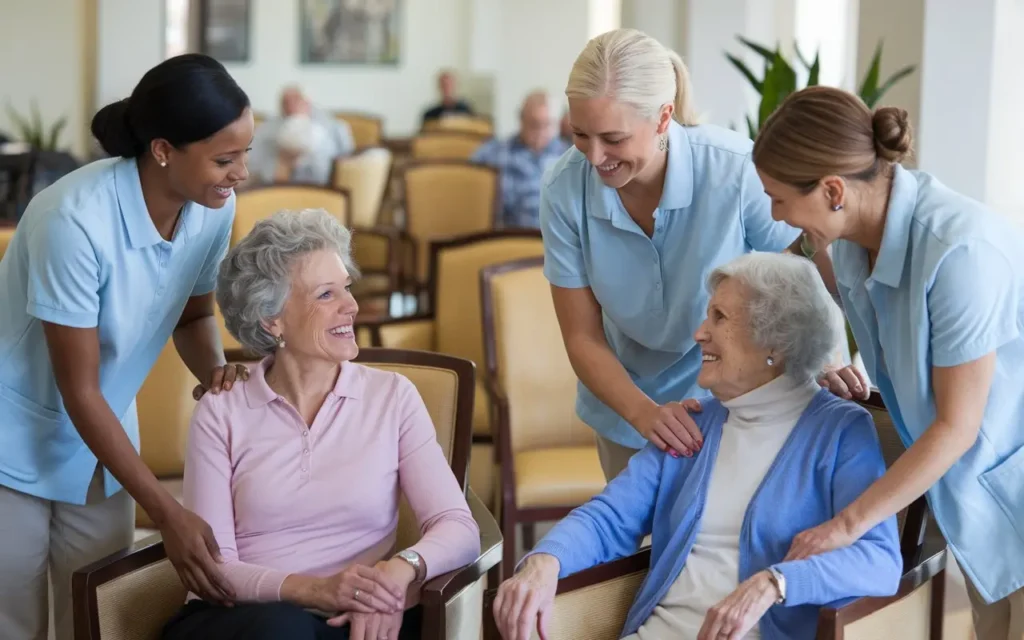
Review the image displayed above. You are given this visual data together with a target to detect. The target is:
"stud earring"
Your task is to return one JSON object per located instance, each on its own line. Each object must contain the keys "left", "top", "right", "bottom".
{"left": 275, "top": 334, "right": 286, "bottom": 349}
{"left": 657, "top": 134, "right": 668, "bottom": 151}
{"left": 831, "top": 204, "right": 843, "bottom": 211}
{"left": 766, "top": 356, "right": 775, "bottom": 366}
{"left": 159, "top": 161, "right": 167, "bottom": 168}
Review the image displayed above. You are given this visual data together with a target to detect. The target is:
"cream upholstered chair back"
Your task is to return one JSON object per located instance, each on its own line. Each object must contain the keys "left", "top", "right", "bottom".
{"left": 542, "top": 567, "right": 649, "bottom": 640}
{"left": 411, "top": 133, "right": 487, "bottom": 161}
{"left": 482, "top": 259, "right": 595, "bottom": 454}
{"left": 403, "top": 162, "right": 498, "bottom": 282}
{"left": 335, "top": 112, "right": 384, "bottom": 148}
{"left": 137, "top": 342, "right": 194, "bottom": 478}
{"left": 332, "top": 147, "right": 393, "bottom": 228}
{"left": 422, "top": 116, "right": 494, "bottom": 137}
{"left": 0, "top": 225, "right": 14, "bottom": 261}
{"left": 232, "top": 185, "right": 350, "bottom": 246}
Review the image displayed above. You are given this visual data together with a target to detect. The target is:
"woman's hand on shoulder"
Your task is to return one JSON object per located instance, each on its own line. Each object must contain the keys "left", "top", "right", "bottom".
{"left": 631, "top": 398, "right": 704, "bottom": 458}
{"left": 192, "top": 363, "right": 250, "bottom": 400}
{"left": 818, "top": 364, "right": 870, "bottom": 401}
{"left": 697, "top": 570, "right": 778, "bottom": 640}
{"left": 493, "top": 553, "right": 560, "bottom": 640}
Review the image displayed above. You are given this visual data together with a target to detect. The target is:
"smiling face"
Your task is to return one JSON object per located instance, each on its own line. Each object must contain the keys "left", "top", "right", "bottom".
{"left": 694, "top": 277, "right": 779, "bottom": 401}
{"left": 267, "top": 249, "right": 360, "bottom": 364}
{"left": 757, "top": 169, "right": 850, "bottom": 248}
{"left": 156, "top": 107, "right": 254, "bottom": 209}
{"left": 567, "top": 96, "right": 670, "bottom": 189}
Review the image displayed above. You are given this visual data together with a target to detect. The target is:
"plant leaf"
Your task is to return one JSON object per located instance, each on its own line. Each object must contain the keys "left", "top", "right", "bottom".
{"left": 5, "top": 103, "right": 33, "bottom": 144}
{"left": 746, "top": 115, "right": 758, "bottom": 140}
{"left": 794, "top": 45, "right": 811, "bottom": 70}
{"left": 726, "top": 53, "right": 763, "bottom": 93}
{"left": 30, "top": 100, "right": 44, "bottom": 148}
{"left": 807, "top": 51, "right": 821, "bottom": 87}
{"left": 866, "top": 65, "right": 917, "bottom": 107}
{"left": 47, "top": 116, "right": 68, "bottom": 150}
{"left": 758, "top": 52, "right": 797, "bottom": 130}
{"left": 858, "top": 41, "right": 883, "bottom": 104}
{"left": 737, "top": 36, "right": 776, "bottom": 64}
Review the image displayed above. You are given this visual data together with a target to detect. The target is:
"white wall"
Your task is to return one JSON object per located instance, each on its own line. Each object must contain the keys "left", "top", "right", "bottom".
{"left": 0, "top": 0, "right": 90, "bottom": 156}
{"left": 97, "top": 0, "right": 164, "bottom": 110}
{"left": 983, "top": 0, "right": 1024, "bottom": 218}
{"left": 223, "top": 0, "right": 469, "bottom": 136}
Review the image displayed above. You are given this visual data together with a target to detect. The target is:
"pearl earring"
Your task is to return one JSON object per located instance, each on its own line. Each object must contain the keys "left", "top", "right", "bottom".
{"left": 766, "top": 356, "right": 775, "bottom": 366}
{"left": 159, "top": 161, "right": 167, "bottom": 167}
{"left": 275, "top": 335, "right": 286, "bottom": 349}
{"left": 831, "top": 204, "right": 843, "bottom": 211}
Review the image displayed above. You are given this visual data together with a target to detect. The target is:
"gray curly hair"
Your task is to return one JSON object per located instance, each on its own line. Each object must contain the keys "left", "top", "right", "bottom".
{"left": 708, "top": 252, "right": 843, "bottom": 383}
{"left": 216, "top": 209, "right": 359, "bottom": 356}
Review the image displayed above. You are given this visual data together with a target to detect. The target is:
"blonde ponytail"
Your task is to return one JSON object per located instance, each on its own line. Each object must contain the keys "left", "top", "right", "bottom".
{"left": 666, "top": 49, "right": 699, "bottom": 125}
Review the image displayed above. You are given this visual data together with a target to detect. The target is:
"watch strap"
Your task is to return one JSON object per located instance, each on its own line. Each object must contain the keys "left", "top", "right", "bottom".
{"left": 767, "top": 566, "right": 786, "bottom": 604}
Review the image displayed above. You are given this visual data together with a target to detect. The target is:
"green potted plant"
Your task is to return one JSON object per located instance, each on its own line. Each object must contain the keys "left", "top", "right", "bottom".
{"left": 725, "top": 37, "right": 916, "bottom": 139}
{"left": 5, "top": 100, "right": 68, "bottom": 152}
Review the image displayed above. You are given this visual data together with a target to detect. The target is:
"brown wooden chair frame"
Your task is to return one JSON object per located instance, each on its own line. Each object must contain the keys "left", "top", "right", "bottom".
{"left": 399, "top": 160, "right": 502, "bottom": 300}
{"left": 72, "top": 348, "right": 502, "bottom": 640}
{"left": 481, "top": 391, "right": 947, "bottom": 640}
{"left": 479, "top": 256, "right": 596, "bottom": 582}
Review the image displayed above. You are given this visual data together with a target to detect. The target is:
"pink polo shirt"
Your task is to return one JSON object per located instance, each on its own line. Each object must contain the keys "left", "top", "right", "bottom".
{"left": 183, "top": 357, "right": 481, "bottom": 602}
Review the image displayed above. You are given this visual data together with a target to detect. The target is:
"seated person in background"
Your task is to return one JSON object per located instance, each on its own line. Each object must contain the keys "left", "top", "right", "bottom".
{"left": 421, "top": 70, "right": 474, "bottom": 126}
{"left": 249, "top": 86, "right": 355, "bottom": 185}
{"left": 493, "top": 252, "right": 901, "bottom": 640}
{"left": 471, "top": 91, "right": 569, "bottom": 229}
{"left": 558, "top": 109, "right": 572, "bottom": 145}
{"left": 162, "top": 209, "right": 480, "bottom": 640}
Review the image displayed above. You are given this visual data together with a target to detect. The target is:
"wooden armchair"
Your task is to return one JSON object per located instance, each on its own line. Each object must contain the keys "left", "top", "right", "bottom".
{"left": 231, "top": 183, "right": 351, "bottom": 246}
{"left": 334, "top": 111, "right": 385, "bottom": 148}
{"left": 480, "top": 258, "right": 606, "bottom": 580}
{"left": 482, "top": 391, "right": 947, "bottom": 640}
{"left": 359, "top": 231, "right": 545, "bottom": 513}
{"left": 411, "top": 132, "right": 489, "bottom": 162}
{"left": 72, "top": 348, "right": 502, "bottom": 640}
{"left": 401, "top": 162, "right": 499, "bottom": 299}
{"left": 422, "top": 116, "right": 494, "bottom": 137}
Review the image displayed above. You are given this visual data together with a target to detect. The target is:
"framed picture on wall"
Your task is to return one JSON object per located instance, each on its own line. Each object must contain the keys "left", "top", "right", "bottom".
{"left": 300, "top": 0, "right": 402, "bottom": 65}
{"left": 199, "top": 0, "right": 251, "bottom": 63}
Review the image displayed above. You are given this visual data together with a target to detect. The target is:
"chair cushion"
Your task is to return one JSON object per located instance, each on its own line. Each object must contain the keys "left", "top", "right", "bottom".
{"left": 473, "top": 380, "right": 490, "bottom": 436}
{"left": 514, "top": 446, "right": 606, "bottom": 509}
{"left": 96, "top": 557, "right": 186, "bottom": 640}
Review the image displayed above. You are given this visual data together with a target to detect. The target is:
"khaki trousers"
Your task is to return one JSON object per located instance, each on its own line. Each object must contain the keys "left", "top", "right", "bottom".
{"left": 967, "top": 577, "right": 1024, "bottom": 640}
{"left": 0, "top": 467, "right": 135, "bottom": 640}
{"left": 596, "top": 435, "right": 641, "bottom": 481}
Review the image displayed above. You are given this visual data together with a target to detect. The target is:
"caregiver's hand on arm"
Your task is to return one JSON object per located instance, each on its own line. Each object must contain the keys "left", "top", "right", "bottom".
{"left": 551, "top": 284, "right": 703, "bottom": 456}
{"left": 43, "top": 322, "right": 235, "bottom": 605}
{"left": 493, "top": 553, "right": 561, "bottom": 640}
{"left": 698, "top": 571, "right": 779, "bottom": 640}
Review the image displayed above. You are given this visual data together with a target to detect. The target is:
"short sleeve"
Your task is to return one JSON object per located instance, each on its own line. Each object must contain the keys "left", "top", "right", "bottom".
{"left": 539, "top": 178, "right": 589, "bottom": 288}
{"left": 25, "top": 212, "right": 101, "bottom": 328}
{"left": 739, "top": 156, "right": 800, "bottom": 252}
{"left": 470, "top": 139, "right": 498, "bottom": 166}
{"left": 929, "top": 242, "right": 1020, "bottom": 367}
{"left": 191, "top": 199, "right": 234, "bottom": 297}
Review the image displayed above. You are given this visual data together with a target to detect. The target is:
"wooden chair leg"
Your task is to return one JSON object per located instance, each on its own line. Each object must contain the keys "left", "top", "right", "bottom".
{"left": 522, "top": 523, "right": 536, "bottom": 551}
{"left": 930, "top": 567, "right": 946, "bottom": 640}
{"left": 501, "top": 512, "right": 518, "bottom": 582}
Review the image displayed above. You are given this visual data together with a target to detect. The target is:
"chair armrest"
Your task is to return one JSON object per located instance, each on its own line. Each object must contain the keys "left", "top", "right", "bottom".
{"left": 360, "top": 314, "right": 436, "bottom": 350}
{"left": 818, "top": 547, "right": 946, "bottom": 628}
{"left": 422, "top": 489, "right": 502, "bottom": 605}
{"left": 72, "top": 534, "right": 171, "bottom": 640}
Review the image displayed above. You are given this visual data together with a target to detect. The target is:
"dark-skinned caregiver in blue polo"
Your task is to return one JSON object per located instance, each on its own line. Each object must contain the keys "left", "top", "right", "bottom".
{"left": 754, "top": 86, "right": 1024, "bottom": 640}
{"left": 0, "top": 54, "right": 252, "bottom": 640}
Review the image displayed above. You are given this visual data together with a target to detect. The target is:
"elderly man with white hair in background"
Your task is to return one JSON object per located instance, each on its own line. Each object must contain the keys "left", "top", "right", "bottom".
{"left": 471, "top": 91, "right": 570, "bottom": 229}
{"left": 249, "top": 86, "right": 355, "bottom": 186}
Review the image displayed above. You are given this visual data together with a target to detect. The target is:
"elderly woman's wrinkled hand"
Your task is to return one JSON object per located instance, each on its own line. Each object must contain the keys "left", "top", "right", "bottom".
{"left": 633, "top": 400, "right": 703, "bottom": 457}
{"left": 327, "top": 610, "right": 403, "bottom": 640}
{"left": 818, "top": 364, "right": 870, "bottom": 401}
{"left": 784, "top": 515, "right": 860, "bottom": 561}
{"left": 192, "top": 363, "right": 250, "bottom": 400}
{"left": 697, "top": 571, "right": 778, "bottom": 640}
{"left": 493, "top": 553, "right": 560, "bottom": 640}
{"left": 313, "top": 564, "right": 406, "bottom": 615}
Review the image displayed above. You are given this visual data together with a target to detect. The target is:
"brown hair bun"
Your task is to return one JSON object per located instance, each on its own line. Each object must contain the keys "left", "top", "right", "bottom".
{"left": 871, "top": 107, "right": 913, "bottom": 163}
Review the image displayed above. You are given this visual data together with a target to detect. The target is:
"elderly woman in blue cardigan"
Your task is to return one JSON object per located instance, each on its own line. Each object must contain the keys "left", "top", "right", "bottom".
{"left": 493, "top": 253, "right": 902, "bottom": 640}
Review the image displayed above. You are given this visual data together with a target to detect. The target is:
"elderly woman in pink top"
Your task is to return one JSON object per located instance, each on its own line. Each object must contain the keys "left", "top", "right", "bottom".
{"left": 161, "top": 209, "right": 481, "bottom": 640}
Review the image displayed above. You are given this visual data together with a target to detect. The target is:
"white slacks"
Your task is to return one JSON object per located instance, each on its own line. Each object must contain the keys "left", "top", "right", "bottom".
{"left": 0, "top": 466, "right": 134, "bottom": 640}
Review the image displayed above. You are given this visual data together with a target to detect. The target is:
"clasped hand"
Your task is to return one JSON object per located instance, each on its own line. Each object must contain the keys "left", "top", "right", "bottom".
{"left": 320, "top": 560, "right": 414, "bottom": 640}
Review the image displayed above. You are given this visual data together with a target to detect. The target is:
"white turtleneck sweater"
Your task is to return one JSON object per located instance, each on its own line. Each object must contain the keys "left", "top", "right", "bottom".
{"left": 632, "top": 375, "right": 820, "bottom": 640}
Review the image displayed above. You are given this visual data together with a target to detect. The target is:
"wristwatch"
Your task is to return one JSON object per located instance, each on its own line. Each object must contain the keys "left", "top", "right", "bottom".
{"left": 767, "top": 566, "right": 787, "bottom": 605}
{"left": 395, "top": 549, "right": 426, "bottom": 583}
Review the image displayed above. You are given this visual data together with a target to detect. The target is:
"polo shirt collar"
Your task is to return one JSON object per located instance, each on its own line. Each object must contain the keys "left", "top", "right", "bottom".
{"left": 588, "top": 119, "right": 694, "bottom": 221}
{"left": 114, "top": 158, "right": 204, "bottom": 248}
{"left": 244, "top": 356, "right": 365, "bottom": 408}
{"left": 871, "top": 164, "right": 918, "bottom": 288}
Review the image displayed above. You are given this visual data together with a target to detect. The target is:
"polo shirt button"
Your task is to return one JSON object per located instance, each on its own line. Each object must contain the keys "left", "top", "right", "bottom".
{"left": 303, "top": 449, "right": 309, "bottom": 454}
{"left": 655, "top": 282, "right": 661, "bottom": 288}
{"left": 302, "top": 431, "right": 309, "bottom": 437}
{"left": 301, "top": 466, "right": 307, "bottom": 472}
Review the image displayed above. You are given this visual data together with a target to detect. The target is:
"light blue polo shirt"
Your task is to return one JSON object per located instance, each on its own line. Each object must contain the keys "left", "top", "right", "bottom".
{"left": 834, "top": 164, "right": 1024, "bottom": 603}
{"left": 541, "top": 120, "right": 800, "bottom": 448}
{"left": 0, "top": 158, "right": 234, "bottom": 504}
